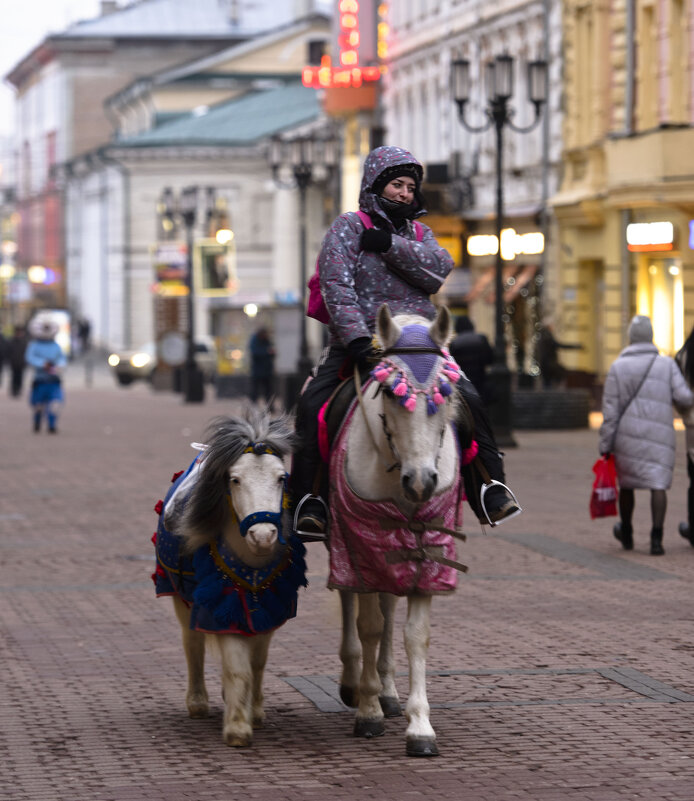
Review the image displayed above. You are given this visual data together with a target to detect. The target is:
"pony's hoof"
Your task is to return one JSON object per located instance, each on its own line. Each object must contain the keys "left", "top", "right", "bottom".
{"left": 379, "top": 696, "right": 402, "bottom": 717}
{"left": 224, "top": 731, "right": 253, "bottom": 748}
{"left": 252, "top": 715, "right": 265, "bottom": 729}
{"left": 340, "top": 684, "right": 359, "bottom": 708}
{"left": 353, "top": 718, "right": 385, "bottom": 738}
{"left": 406, "top": 737, "right": 439, "bottom": 757}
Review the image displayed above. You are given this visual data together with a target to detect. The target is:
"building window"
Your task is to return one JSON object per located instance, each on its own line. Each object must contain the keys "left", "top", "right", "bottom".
{"left": 668, "top": 0, "right": 688, "bottom": 123}
{"left": 46, "top": 131, "right": 57, "bottom": 189}
{"left": 307, "top": 39, "right": 326, "bottom": 66}
{"left": 637, "top": 2, "right": 658, "bottom": 130}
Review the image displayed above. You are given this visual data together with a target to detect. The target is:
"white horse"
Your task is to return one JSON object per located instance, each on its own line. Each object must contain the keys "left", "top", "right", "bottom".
{"left": 327, "top": 304, "right": 469, "bottom": 757}
{"left": 153, "top": 410, "right": 306, "bottom": 747}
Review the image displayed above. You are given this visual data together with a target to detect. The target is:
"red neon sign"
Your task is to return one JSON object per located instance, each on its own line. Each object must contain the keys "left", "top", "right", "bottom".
{"left": 302, "top": 1, "right": 388, "bottom": 89}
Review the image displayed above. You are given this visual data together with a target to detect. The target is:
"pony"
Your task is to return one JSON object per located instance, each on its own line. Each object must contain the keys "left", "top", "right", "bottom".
{"left": 327, "top": 304, "right": 472, "bottom": 757}
{"left": 152, "top": 409, "right": 307, "bottom": 747}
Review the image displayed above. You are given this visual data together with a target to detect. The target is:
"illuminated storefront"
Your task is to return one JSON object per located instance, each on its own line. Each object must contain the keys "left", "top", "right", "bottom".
{"left": 629, "top": 221, "right": 685, "bottom": 356}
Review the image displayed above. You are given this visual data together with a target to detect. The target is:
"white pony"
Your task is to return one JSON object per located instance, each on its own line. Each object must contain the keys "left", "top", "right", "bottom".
{"left": 153, "top": 410, "right": 306, "bottom": 747}
{"left": 327, "top": 304, "right": 470, "bottom": 757}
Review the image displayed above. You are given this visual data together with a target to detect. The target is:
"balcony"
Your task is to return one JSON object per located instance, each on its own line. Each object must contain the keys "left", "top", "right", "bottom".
{"left": 606, "top": 127, "right": 694, "bottom": 209}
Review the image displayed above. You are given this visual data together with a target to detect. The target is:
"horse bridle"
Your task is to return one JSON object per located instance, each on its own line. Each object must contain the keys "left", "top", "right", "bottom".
{"left": 233, "top": 440, "right": 289, "bottom": 544}
{"left": 355, "top": 344, "right": 449, "bottom": 473}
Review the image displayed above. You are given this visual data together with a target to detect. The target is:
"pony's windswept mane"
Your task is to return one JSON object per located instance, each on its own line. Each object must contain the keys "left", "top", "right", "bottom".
{"left": 179, "top": 407, "right": 297, "bottom": 552}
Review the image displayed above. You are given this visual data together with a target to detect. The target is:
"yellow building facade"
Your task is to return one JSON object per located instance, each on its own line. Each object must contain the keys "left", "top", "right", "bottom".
{"left": 553, "top": 0, "right": 694, "bottom": 377}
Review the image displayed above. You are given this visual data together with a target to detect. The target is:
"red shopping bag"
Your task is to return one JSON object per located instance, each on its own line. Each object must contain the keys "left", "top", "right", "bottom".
{"left": 590, "top": 454, "right": 618, "bottom": 519}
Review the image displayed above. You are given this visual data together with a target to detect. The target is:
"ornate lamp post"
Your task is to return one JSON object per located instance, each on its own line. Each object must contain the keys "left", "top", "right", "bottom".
{"left": 451, "top": 54, "right": 548, "bottom": 446}
{"left": 158, "top": 186, "right": 208, "bottom": 403}
{"left": 269, "top": 134, "right": 339, "bottom": 383}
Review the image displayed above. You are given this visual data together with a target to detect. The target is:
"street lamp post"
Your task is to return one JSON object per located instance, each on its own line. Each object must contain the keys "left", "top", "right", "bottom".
{"left": 269, "top": 134, "right": 338, "bottom": 383}
{"left": 159, "top": 186, "right": 206, "bottom": 403}
{"left": 451, "top": 54, "right": 548, "bottom": 446}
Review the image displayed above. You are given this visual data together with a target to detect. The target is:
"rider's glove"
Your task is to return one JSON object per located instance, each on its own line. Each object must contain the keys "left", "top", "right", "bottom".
{"left": 360, "top": 228, "right": 392, "bottom": 253}
{"left": 347, "top": 337, "right": 376, "bottom": 370}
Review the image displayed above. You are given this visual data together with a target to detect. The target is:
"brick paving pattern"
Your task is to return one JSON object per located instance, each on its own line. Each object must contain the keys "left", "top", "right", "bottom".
{"left": 1, "top": 362, "right": 694, "bottom": 800}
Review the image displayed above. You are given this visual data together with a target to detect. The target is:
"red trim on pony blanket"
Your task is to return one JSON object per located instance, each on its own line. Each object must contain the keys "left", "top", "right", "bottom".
{"left": 192, "top": 622, "right": 284, "bottom": 637}
{"left": 154, "top": 499, "right": 164, "bottom": 515}
{"left": 318, "top": 400, "right": 330, "bottom": 463}
{"left": 461, "top": 439, "right": 479, "bottom": 466}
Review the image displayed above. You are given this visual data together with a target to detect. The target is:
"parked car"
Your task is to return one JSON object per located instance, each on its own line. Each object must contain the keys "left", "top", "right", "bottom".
{"left": 107, "top": 341, "right": 217, "bottom": 386}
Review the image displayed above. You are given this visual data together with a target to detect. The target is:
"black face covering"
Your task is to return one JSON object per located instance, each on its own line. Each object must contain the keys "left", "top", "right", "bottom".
{"left": 377, "top": 196, "right": 419, "bottom": 222}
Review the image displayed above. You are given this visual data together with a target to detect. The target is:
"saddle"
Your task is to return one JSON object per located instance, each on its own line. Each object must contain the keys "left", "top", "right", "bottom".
{"left": 317, "top": 372, "right": 363, "bottom": 463}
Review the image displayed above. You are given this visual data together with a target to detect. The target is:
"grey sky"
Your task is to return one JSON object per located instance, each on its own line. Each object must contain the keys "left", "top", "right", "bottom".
{"left": 0, "top": 2, "right": 102, "bottom": 136}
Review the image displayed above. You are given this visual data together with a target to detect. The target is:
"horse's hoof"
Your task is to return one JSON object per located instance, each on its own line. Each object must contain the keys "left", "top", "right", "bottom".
{"left": 224, "top": 732, "right": 253, "bottom": 748}
{"left": 252, "top": 716, "right": 265, "bottom": 729}
{"left": 379, "top": 696, "right": 402, "bottom": 718}
{"left": 340, "top": 684, "right": 359, "bottom": 708}
{"left": 353, "top": 718, "right": 385, "bottom": 738}
{"left": 406, "top": 737, "right": 439, "bottom": 757}
{"left": 187, "top": 702, "right": 209, "bottom": 719}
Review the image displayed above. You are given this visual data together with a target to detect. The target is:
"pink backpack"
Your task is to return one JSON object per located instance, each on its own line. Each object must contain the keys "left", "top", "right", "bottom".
{"left": 307, "top": 210, "right": 424, "bottom": 324}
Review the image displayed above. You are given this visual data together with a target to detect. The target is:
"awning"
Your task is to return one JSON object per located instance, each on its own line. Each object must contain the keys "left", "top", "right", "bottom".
{"left": 464, "top": 264, "right": 519, "bottom": 304}
{"left": 503, "top": 264, "right": 538, "bottom": 302}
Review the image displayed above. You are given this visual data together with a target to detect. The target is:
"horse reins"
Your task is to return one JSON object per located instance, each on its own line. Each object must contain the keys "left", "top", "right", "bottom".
{"left": 354, "top": 365, "right": 401, "bottom": 472}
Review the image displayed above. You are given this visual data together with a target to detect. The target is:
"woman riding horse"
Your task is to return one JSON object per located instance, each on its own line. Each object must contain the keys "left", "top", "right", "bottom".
{"left": 291, "top": 144, "right": 518, "bottom": 539}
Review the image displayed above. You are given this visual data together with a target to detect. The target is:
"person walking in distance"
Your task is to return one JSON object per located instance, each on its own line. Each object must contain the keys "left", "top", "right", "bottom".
{"left": 675, "top": 325, "right": 694, "bottom": 546}
{"left": 599, "top": 315, "right": 693, "bottom": 555}
{"left": 0, "top": 330, "right": 6, "bottom": 388}
{"left": 26, "top": 315, "right": 67, "bottom": 433}
{"left": 449, "top": 315, "right": 494, "bottom": 402}
{"left": 7, "top": 325, "right": 28, "bottom": 398}
{"left": 248, "top": 326, "right": 275, "bottom": 408}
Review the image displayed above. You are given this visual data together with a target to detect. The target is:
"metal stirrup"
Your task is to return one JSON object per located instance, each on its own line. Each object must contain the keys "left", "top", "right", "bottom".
{"left": 293, "top": 493, "right": 329, "bottom": 534}
{"left": 480, "top": 481, "right": 523, "bottom": 527}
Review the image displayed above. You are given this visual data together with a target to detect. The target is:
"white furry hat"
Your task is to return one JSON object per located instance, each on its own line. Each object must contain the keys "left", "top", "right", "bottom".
{"left": 29, "top": 314, "right": 59, "bottom": 339}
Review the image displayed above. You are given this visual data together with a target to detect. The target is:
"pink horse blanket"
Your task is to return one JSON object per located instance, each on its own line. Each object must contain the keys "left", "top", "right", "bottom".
{"left": 328, "top": 407, "right": 464, "bottom": 595}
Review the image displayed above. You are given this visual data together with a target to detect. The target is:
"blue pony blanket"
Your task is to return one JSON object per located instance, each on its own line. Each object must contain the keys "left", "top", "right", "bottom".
{"left": 152, "top": 458, "right": 307, "bottom": 636}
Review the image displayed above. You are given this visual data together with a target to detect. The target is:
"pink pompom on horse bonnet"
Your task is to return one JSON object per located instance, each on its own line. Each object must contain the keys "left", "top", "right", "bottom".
{"left": 370, "top": 323, "right": 460, "bottom": 415}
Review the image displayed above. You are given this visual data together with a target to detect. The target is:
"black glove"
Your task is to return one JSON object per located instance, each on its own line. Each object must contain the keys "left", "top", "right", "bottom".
{"left": 360, "top": 228, "right": 392, "bottom": 253}
{"left": 347, "top": 337, "right": 376, "bottom": 370}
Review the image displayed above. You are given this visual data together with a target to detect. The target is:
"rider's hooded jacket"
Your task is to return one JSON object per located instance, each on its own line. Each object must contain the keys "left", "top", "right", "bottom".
{"left": 318, "top": 146, "right": 454, "bottom": 347}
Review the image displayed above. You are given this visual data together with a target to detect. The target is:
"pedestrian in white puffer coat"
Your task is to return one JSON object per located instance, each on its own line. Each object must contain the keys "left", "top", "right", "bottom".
{"left": 599, "top": 315, "right": 693, "bottom": 555}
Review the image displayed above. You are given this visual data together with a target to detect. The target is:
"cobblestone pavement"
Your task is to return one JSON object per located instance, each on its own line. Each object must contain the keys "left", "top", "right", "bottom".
{"left": 2, "top": 364, "right": 694, "bottom": 800}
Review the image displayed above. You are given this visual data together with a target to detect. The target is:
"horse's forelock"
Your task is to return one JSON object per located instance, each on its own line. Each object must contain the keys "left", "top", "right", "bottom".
{"left": 180, "top": 410, "right": 294, "bottom": 553}
{"left": 201, "top": 410, "right": 296, "bottom": 471}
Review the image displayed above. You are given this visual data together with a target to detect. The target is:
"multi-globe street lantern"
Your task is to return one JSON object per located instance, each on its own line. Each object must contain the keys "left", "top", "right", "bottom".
{"left": 268, "top": 133, "right": 339, "bottom": 383}
{"left": 451, "top": 53, "right": 548, "bottom": 446}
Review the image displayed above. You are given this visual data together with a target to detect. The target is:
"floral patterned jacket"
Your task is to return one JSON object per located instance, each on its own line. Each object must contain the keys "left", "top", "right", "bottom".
{"left": 318, "top": 146, "right": 454, "bottom": 346}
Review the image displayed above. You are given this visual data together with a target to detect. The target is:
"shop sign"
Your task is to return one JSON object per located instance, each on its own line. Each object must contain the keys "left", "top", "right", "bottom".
{"left": 194, "top": 239, "right": 237, "bottom": 297}
{"left": 152, "top": 242, "right": 188, "bottom": 297}
{"left": 467, "top": 228, "right": 544, "bottom": 261}
{"left": 626, "top": 221, "right": 674, "bottom": 252}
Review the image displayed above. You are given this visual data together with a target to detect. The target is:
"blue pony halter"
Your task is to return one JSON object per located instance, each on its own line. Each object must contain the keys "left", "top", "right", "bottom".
{"left": 236, "top": 441, "right": 289, "bottom": 544}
